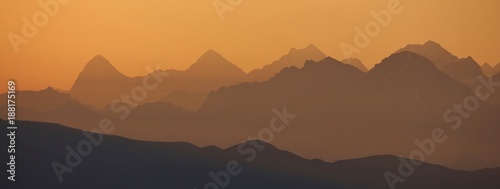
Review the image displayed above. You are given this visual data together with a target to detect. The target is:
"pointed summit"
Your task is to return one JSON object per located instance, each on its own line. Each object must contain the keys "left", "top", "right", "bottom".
{"left": 187, "top": 50, "right": 246, "bottom": 77}
{"left": 79, "top": 55, "right": 125, "bottom": 79}
{"left": 423, "top": 40, "right": 442, "bottom": 47}
{"left": 70, "top": 55, "right": 132, "bottom": 108}
{"left": 397, "top": 41, "right": 458, "bottom": 68}
{"left": 197, "top": 49, "right": 223, "bottom": 62}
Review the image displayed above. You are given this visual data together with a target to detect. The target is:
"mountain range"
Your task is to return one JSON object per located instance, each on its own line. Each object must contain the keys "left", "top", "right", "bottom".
{"left": 2, "top": 41, "right": 500, "bottom": 172}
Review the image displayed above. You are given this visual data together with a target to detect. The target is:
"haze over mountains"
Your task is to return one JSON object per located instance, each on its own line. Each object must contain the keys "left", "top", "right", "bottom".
{"left": 2, "top": 41, "right": 500, "bottom": 173}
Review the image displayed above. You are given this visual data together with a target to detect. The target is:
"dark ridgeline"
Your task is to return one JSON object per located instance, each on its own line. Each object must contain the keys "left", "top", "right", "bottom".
{"left": 1, "top": 120, "right": 499, "bottom": 189}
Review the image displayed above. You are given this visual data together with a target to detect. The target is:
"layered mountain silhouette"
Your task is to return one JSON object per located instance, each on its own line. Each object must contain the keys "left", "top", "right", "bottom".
{"left": 2, "top": 120, "right": 499, "bottom": 189}
{"left": 4, "top": 42, "right": 500, "bottom": 173}
{"left": 0, "top": 86, "right": 71, "bottom": 112}
{"left": 247, "top": 44, "right": 327, "bottom": 82}
{"left": 6, "top": 50, "right": 500, "bottom": 170}
{"left": 197, "top": 52, "right": 500, "bottom": 169}
{"left": 69, "top": 51, "right": 246, "bottom": 110}
{"left": 482, "top": 62, "right": 500, "bottom": 77}
{"left": 398, "top": 41, "right": 485, "bottom": 89}
{"left": 341, "top": 58, "right": 368, "bottom": 72}
{"left": 397, "top": 41, "right": 459, "bottom": 68}
{"left": 69, "top": 45, "right": 328, "bottom": 110}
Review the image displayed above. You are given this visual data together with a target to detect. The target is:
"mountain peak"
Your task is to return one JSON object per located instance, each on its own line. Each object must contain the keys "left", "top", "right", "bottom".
{"left": 423, "top": 40, "right": 442, "bottom": 47}
{"left": 199, "top": 49, "right": 221, "bottom": 59}
{"left": 289, "top": 44, "right": 322, "bottom": 54}
{"left": 483, "top": 63, "right": 493, "bottom": 69}
{"left": 80, "top": 55, "right": 124, "bottom": 78}
{"left": 186, "top": 50, "right": 245, "bottom": 77}
{"left": 192, "top": 50, "right": 231, "bottom": 67}
{"left": 397, "top": 41, "right": 458, "bottom": 67}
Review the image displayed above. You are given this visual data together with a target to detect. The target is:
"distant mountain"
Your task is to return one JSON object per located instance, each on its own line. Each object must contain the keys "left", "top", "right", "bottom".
{"left": 440, "top": 56, "right": 485, "bottom": 89}
{"left": 0, "top": 86, "right": 72, "bottom": 112}
{"left": 69, "top": 55, "right": 140, "bottom": 109}
{"left": 397, "top": 41, "right": 484, "bottom": 89}
{"left": 397, "top": 40, "right": 458, "bottom": 68}
{"left": 482, "top": 63, "right": 495, "bottom": 77}
{"left": 2, "top": 119, "right": 499, "bottom": 189}
{"left": 341, "top": 58, "right": 368, "bottom": 72}
{"left": 247, "top": 44, "right": 327, "bottom": 82}
{"left": 69, "top": 52, "right": 246, "bottom": 109}
{"left": 186, "top": 50, "right": 246, "bottom": 79}
{"left": 182, "top": 50, "right": 246, "bottom": 91}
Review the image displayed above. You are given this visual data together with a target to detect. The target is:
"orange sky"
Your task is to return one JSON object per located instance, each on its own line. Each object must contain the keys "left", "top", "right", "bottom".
{"left": 1, "top": 0, "right": 499, "bottom": 93}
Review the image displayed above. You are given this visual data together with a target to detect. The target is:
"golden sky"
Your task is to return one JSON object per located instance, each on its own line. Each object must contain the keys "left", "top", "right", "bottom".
{"left": 1, "top": 0, "right": 499, "bottom": 93}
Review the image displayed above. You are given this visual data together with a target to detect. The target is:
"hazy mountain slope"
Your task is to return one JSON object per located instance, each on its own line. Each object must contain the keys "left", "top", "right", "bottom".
{"left": 247, "top": 44, "right": 327, "bottom": 82}
{"left": 342, "top": 58, "right": 368, "bottom": 72}
{"left": 0, "top": 87, "right": 72, "bottom": 112}
{"left": 69, "top": 55, "right": 141, "bottom": 109}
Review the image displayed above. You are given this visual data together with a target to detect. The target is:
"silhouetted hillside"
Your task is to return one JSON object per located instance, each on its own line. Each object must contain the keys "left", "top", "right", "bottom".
{"left": 1, "top": 120, "right": 499, "bottom": 189}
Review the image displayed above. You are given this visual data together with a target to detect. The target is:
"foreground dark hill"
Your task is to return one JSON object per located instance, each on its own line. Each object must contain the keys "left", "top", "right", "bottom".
{"left": 2, "top": 120, "right": 499, "bottom": 189}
